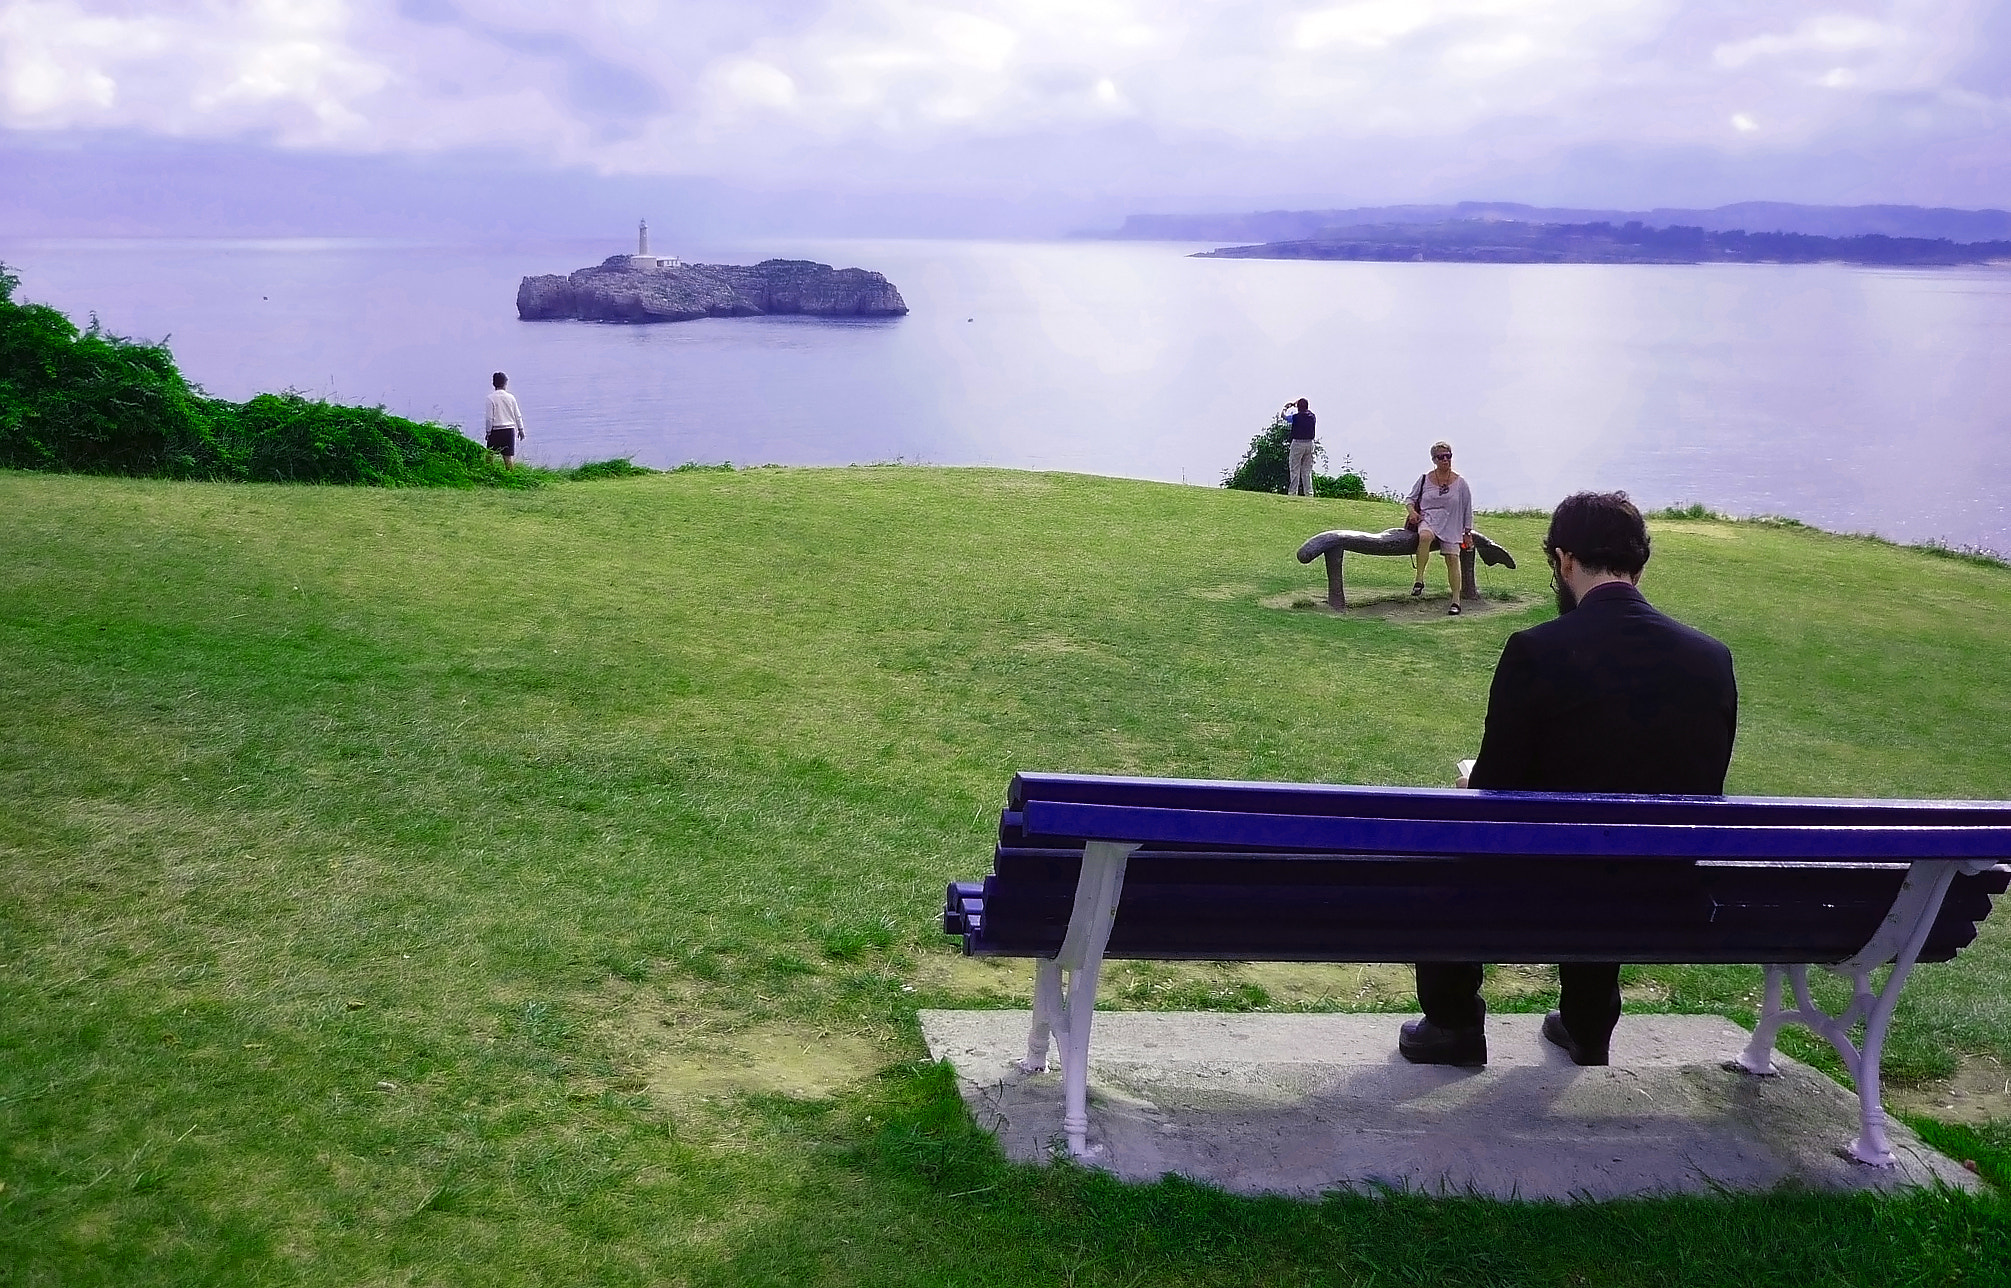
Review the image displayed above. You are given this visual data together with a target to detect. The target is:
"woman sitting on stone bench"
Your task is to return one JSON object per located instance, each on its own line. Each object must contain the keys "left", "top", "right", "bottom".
{"left": 1407, "top": 440, "right": 1474, "bottom": 616}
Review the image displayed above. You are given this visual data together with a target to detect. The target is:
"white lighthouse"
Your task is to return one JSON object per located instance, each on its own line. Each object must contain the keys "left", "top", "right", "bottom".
{"left": 629, "top": 218, "right": 679, "bottom": 271}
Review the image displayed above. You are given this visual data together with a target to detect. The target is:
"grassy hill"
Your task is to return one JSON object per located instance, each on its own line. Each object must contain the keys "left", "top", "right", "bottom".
{"left": 3, "top": 467, "right": 2008, "bottom": 1284}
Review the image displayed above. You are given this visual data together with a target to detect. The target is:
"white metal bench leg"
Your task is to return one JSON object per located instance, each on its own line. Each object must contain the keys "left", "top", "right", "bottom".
{"left": 1767, "top": 964, "right": 1899, "bottom": 1165}
{"left": 1843, "top": 969, "right": 1896, "bottom": 1167}
{"left": 1730, "top": 858, "right": 1988, "bottom": 1166}
{"left": 1024, "top": 959, "right": 1062, "bottom": 1073}
{"left": 1057, "top": 948, "right": 1110, "bottom": 1155}
{"left": 1016, "top": 840, "right": 1136, "bottom": 1158}
{"left": 1737, "top": 965, "right": 1790, "bottom": 1075}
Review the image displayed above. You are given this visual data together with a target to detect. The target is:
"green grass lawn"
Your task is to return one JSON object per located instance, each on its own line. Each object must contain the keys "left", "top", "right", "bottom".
{"left": 4, "top": 467, "right": 2009, "bottom": 1285}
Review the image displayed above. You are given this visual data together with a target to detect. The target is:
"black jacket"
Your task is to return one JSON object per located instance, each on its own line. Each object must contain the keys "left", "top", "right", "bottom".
{"left": 1468, "top": 582, "right": 1737, "bottom": 794}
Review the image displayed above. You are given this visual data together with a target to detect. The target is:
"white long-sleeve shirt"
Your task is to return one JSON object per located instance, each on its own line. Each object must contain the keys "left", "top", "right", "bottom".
{"left": 485, "top": 389, "right": 524, "bottom": 431}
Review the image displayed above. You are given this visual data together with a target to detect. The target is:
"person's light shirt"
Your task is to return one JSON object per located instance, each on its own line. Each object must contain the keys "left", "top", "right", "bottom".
{"left": 1409, "top": 472, "right": 1474, "bottom": 542}
{"left": 485, "top": 389, "right": 524, "bottom": 431}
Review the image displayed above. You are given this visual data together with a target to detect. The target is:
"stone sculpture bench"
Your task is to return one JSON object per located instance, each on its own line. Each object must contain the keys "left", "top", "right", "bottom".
{"left": 941, "top": 771, "right": 2011, "bottom": 1165}
{"left": 1297, "top": 527, "right": 1517, "bottom": 608}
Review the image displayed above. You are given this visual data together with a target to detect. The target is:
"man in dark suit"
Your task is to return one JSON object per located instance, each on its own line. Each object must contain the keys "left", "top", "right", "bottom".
{"left": 1399, "top": 491, "right": 1738, "bottom": 1068}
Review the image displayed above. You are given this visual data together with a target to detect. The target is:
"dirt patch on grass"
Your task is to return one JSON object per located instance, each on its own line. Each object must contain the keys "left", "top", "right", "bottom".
{"left": 916, "top": 957, "right": 1676, "bottom": 1014}
{"left": 1011, "top": 633, "right": 1107, "bottom": 657}
{"left": 1190, "top": 961, "right": 1412, "bottom": 1006}
{"left": 642, "top": 1022, "right": 880, "bottom": 1100}
{"left": 1188, "top": 583, "right": 1260, "bottom": 601}
{"left": 914, "top": 954, "right": 1419, "bottom": 1009}
{"left": 911, "top": 952, "right": 1033, "bottom": 1000}
{"left": 1490, "top": 964, "right": 1557, "bottom": 1000}
{"left": 1260, "top": 589, "right": 1525, "bottom": 621}
{"left": 607, "top": 989, "right": 884, "bottom": 1102}
{"left": 1887, "top": 1053, "right": 2011, "bottom": 1124}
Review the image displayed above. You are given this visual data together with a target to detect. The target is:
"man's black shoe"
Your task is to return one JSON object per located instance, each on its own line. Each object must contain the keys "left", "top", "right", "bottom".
{"left": 1398, "top": 1017, "right": 1487, "bottom": 1067}
{"left": 1541, "top": 1010, "right": 1610, "bottom": 1066}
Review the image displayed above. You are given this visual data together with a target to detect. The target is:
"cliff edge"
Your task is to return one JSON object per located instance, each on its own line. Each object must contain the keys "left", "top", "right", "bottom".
{"left": 517, "top": 256, "right": 909, "bottom": 323}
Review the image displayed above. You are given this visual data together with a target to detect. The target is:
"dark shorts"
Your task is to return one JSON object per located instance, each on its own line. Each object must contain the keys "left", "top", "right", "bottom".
{"left": 485, "top": 426, "right": 516, "bottom": 456}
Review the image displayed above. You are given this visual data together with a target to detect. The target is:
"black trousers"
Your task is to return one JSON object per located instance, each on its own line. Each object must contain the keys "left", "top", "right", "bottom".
{"left": 1413, "top": 962, "right": 1622, "bottom": 1043}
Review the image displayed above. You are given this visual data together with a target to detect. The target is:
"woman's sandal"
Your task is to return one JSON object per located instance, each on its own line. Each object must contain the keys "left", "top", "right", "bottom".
{"left": 1447, "top": 603, "right": 1462, "bottom": 616}
{"left": 1411, "top": 581, "right": 1425, "bottom": 597}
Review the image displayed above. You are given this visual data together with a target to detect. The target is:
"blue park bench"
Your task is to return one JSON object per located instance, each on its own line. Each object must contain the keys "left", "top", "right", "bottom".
{"left": 941, "top": 771, "right": 2011, "bottom": 1166}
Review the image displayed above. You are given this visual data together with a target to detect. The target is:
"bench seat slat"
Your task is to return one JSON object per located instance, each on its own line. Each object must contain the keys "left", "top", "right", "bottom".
{"left": 951, "top": 863, "right": 2009, "bottom": 966}
{"left": 965, "top": 922, "right": 1986, "bottom": 965}
{"left": 963, "top": 911, "right": 1989, "bottom": 960}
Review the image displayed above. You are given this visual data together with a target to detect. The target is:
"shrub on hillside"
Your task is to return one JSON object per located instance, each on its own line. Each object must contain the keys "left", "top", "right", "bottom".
{"left": 567, "top": 457, "right": 659, "bottom": 481}
{"left": 225, "top": 393, "right": 504, "bottom": 486}
{"left": 0, "top": 263, "right": 527, "bottom": 487}
{"left": 1313, "top": 468, "right": 1369, "bottom": 501}
{"left": 0, "top": 272, "right": 221, "bottom": 476}
{"left": 1222, "top": 414, "right": 1367, "bottom": 499}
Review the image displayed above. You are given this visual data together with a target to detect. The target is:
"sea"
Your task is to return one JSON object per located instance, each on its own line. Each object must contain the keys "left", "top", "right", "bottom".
{"left": 4, "top": 235, "right": 2008, "bottom": 554}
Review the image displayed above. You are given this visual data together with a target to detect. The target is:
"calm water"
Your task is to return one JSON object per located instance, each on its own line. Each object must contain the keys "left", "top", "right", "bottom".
{"left": 6, "top": 236, "right": 2009, "bottom": 552}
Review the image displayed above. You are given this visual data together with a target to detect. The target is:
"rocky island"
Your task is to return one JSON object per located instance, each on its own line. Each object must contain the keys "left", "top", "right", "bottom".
{"left": 517, "top": 255, "right": 908, "bottom": 323}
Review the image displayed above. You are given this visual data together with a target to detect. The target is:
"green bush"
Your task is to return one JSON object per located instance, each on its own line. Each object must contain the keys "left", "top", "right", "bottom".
{"left": 1222, "top": 414, "right": 1366, "bottom": 498}
{"left": 567, "top": 457, "right": 659, "bottom": 481}
{"left": 0, "top": 272, "right": 218, "bottom": 477}
{"left": 228, "top": 392, "right": 504, "bottom": 486}
{"left": 0, "top": 263, "right": 529, "bottom": 488}
{"left": 1221, "top": 414, "right": 1295, "bottom": 492}
{"left": 1314, "top": 466, "right": 1368, "bottom": 500}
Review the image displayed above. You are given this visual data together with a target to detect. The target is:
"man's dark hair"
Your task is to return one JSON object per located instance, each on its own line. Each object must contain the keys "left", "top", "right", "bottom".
{"left": 1295, "top": 398, "right": 1309, "bottom": 411}
{"left": 492, "top": 372, "right": 508, "bottom": 389}
{"left": 1543, "top": 491, "right": 1650, "bottom": 576}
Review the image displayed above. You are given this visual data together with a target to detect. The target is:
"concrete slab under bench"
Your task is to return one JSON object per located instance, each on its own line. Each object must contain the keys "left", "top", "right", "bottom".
{"left": 918, "top": 1009, "right": 1980, "bottom": 1201}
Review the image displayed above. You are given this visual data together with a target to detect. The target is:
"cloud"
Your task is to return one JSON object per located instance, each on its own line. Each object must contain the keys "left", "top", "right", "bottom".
{"left": 1712, "top": 14, "right": 1897, "bottom": 70}
{"left": 3, "top": 0, "right": 395, "bottom": 142}
{"left": 0, "top": 0, "right": 2006, "bottom": 212}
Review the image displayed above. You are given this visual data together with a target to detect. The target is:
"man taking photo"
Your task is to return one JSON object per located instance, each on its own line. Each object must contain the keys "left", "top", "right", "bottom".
{"left": 1284, "top": 398, "right": 1317, "bottom": 497}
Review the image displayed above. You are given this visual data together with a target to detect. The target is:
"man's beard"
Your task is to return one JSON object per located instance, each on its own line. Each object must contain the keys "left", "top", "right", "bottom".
{"left": 1553, "top": 574, "right": 1578, "bottom": 615}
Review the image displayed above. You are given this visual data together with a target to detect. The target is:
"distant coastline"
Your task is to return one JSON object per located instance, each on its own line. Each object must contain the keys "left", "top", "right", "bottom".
{"left": 1094, "top": 201, "right": 2011, "bottom": 245}
{"left": 1193, "top": 221, "right": 2011, "bottom": 267}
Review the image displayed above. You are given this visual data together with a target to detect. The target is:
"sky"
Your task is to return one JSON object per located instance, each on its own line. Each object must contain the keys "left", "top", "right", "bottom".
{"left": 3, "top": 0, "right": 2008, "bottom": 237}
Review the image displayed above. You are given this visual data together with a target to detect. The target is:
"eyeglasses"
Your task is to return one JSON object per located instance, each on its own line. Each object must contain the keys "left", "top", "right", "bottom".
{"left": 1431, "top": 452, "right": 1451, "bottom": 461}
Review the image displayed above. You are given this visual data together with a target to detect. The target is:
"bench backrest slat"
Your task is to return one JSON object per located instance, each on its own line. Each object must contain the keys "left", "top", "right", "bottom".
{"left": 1011, "top": 772, "right": 2011, "bottom": 829}
{"left": 1017, "top": 800, "right": 2011, "bottom": 861}
{"left": 957, "top": 857, "right": 2007, "bottom": 965}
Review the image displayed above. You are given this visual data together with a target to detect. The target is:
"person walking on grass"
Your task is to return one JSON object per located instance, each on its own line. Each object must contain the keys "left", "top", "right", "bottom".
{"left": 1406, "top": 440, "right": 1473, "bottom": 615}
{"left": 1285, "top": 398, "right": 1317, "bottom": 497}
{"left": 485, "top": 372, "right": 525, "bottom": 469}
